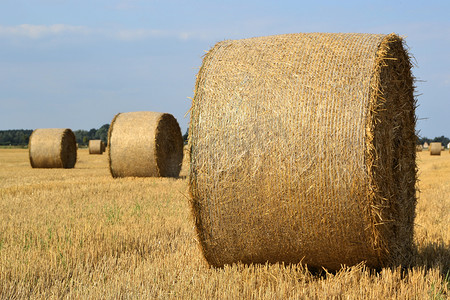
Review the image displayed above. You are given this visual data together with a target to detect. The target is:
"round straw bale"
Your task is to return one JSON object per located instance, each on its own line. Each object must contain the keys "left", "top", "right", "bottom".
{"left": 29, "top": 128, "right": 77, "bottom": 168}
{"left": 108, "top": 111, "right": 183, "bottom": 178}
{"left": 429, "top": 142, "right": 442, "bottom": 155}
{"left": 416, "top": 145, "right": 423, "bottom": 152}
{"left": 189, "top": 33, "right": 417, "bottom": 270}
{"left": 89, "top": 140, "right": 104, "bottom": 154}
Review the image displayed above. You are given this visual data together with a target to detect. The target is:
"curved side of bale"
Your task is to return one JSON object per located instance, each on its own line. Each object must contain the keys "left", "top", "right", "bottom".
{"left": 89, "top": 140, "right": 104, "bottom": 154}
{"left": 29, "top": 128, "right": 77, "bottom": 168}
{"left": 429, "top": 142, "right": 442, "bottom": 155}
{"left": 108, "top": 111, "right": 183, "bottom": 178}
{"left": 189, "top": 33, "right": 416, "bottom": 270}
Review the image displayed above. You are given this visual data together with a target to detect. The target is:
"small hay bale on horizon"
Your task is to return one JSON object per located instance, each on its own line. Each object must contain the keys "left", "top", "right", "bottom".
{"left": 89, "top": 140, "right": 105, "bottom": 154}
{"left": 108, "top": 111, "right": 184, "bottom": 178}
{"left": 429, "top": 142, "right": 442, "bottom": 155}
{"left": 29, "top": 128, "right": 77, "bottom": 168}
{"left": 189, "top": 32, "right": 417, "bottom": 271}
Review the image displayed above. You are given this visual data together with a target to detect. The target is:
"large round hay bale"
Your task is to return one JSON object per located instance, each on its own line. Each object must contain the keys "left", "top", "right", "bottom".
{"left": 108, "top": 111, "right": 183, "bottom": 178}
{"left": 189, "top": 33, "right": 417, "bottom": 270}
{"left": 416, "top": 145, "right": 423, "bottom": 152}
{"left": 29, "top": 128, "right": 77, "bottom": 168}
{"left": 89, "top": 140, "right": 105, "bottom": 154}
{"left": 429, "top": 142, "right": 442, "bottom": 155}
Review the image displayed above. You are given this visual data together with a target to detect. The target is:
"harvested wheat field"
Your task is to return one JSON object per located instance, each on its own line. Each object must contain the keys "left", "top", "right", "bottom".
{"left": 0, "top": 149, "right": 448, "bottom": 299}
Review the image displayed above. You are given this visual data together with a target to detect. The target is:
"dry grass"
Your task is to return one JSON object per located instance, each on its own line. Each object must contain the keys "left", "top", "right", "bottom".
{"left": 0, "top": 149, "right": 448, "bottom": 299}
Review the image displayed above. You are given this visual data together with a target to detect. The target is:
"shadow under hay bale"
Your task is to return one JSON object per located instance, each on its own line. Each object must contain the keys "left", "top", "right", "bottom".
{"left": 429, "top": 142, "right": 442, "bottom": 156}
{"left": 89, "top": 140, "right": 105, "bottom": 155}
{"left": 29, "top": 128, "right": 77, "bottom": 168}
{"left": 189, "top": 33, "right": 417, "bottom": 271}
{"left": 108, "top": 111, "right": 184, "bottom": 178}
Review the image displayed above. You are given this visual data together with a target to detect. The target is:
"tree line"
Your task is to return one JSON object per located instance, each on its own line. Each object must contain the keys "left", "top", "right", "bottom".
{"left": 418, "top": 135, "right": 450, "bottom": 147}
{"left": 0, "top": 125, "right": 110, "bottom": 147}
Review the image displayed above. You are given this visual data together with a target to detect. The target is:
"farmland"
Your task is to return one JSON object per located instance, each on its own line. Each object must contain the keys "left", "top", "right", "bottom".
{"left": 0, "top": 148, "right": 448, "bottom": 298}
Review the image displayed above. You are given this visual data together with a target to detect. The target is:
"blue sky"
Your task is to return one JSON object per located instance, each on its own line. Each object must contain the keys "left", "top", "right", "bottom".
{"left": 0, "top": 0, "right": 449, "bottom": 138}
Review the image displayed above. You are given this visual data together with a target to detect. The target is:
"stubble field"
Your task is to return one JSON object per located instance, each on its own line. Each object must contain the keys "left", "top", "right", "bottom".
{"left": 0, "top": 148, "right": 448, "bottom": 299}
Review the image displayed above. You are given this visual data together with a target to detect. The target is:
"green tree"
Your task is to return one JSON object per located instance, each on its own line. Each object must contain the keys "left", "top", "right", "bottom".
{"left": 96, "top": 124, "right": 109, "bottom": 144}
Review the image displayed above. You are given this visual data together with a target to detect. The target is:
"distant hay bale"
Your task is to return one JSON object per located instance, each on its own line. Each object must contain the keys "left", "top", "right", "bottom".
{"left": 189, "top": 33, "right": 417, "bottom": 270}
{"left": 29, "top": 128, "right": 77, "bottom": 168}
{"left": 429, "top": 142, "right": 442, "bottom": 155}
{"left": 89, "top": 140, "right": 105, "bottom": 154}
{"left": 416, "top": 145, "right": 423, "bottom": 152}
{"left": 108, "top": 111, "right": 183, "bottom": 178}
{"left": 423, "top": 142, "right": 429, "bottom": 149}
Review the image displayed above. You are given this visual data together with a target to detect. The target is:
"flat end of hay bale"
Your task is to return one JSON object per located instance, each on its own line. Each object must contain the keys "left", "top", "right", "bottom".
{"left": 364, "top": 33, "right": 417, "bottom": 267}
{"left": 155, "top": 113, "right": 184, "bottom": 177}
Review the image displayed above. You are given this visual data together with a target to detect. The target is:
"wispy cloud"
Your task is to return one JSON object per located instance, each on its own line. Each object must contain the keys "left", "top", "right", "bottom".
{"left": 0, "top": 24, "right": 90, "bottom": 39}
{"left": 0, "top": 24, "right": 206, "bottom": 42}
{"left": 113, "top": 28, "right": 200, "bottom": 41}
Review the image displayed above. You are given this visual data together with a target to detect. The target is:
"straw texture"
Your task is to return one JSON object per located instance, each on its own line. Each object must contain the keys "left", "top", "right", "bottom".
{"left": 429, "top": 142, "right": 442, "bottom": 155}
{"left": 89, "top": 140, "right": 105, "bottom": 154}
{"left": 108, "top": 111, "right": 183, "bottom": 178}
{"left": 189, "top": 33, "right": 417, "bottom": 270}
{"left": 29, "top": 128, "right": 77, "bottom": 168}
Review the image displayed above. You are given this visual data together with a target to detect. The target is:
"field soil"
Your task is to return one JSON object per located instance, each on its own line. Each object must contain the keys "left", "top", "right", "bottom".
{"left": 0, "top": 148, "right": 448, "bottom": 299}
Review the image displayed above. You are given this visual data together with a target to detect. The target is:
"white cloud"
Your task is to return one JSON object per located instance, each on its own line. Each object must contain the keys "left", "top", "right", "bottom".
{"left": 112, "top": 28, "right": 199, "bottom": 41}
{"left": 0, "top": 24, "right": 90, "bottom": 39}
{"left": 0, "top": 23, "right": 208, "bottom": 42}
